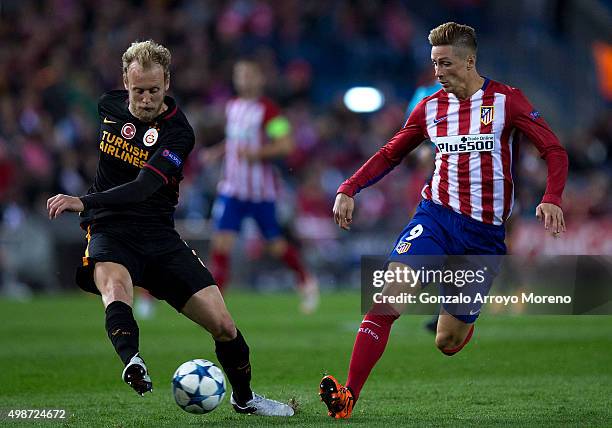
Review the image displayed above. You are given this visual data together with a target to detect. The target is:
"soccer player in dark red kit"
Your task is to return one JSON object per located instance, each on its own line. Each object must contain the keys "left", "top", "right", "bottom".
{"left": 46, "top": 40, "right": 294, "bottom": 417}
{"left": 208, "top": 59, "right": 319, "bottom": 313}
{"left": 319, "top": 22, "right": 568, "bottom": 419}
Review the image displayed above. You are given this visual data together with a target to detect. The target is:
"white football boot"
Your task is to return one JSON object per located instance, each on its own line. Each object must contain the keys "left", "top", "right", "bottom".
{"left": 231, "top": 392, "right": 295, "bottom": 416}
{"left": 122, "top": 353, "right": 153, "bottom": 396}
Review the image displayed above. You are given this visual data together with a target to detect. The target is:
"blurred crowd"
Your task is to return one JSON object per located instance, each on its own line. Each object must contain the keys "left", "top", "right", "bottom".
{"left": 0, "top": 0, "right": 610, "bottom": 291}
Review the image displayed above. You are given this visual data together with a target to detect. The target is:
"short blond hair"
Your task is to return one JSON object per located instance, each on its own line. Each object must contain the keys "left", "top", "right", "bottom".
{"left": 122, "top": 40, "right": 171, "bottom": 81}
{"left": 428, "top": 22, "right": 477, "bottom": 54}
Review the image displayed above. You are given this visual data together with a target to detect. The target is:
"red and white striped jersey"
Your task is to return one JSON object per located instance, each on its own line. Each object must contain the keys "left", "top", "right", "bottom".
{"left": 218, "top": 97, "right": 281, "bottom": 201}
{"left": 338, "top": 79, "right": 568, "bottom": 226}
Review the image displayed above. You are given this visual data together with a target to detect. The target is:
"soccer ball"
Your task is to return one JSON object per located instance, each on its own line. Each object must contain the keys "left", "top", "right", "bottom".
{"left": 172, "top": 359, "right": 226, "bottom": 414}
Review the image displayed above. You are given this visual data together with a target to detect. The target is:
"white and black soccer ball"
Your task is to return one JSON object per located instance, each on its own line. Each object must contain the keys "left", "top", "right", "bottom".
{"left": 172, "top": 359, "right": 226, "bottom": 414}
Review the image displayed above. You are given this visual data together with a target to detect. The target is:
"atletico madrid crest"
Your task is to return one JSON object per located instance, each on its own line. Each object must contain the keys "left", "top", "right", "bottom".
{"left": 395, "top": 241, "right": 412, "bottom": 254}
{"left": 480, "top": 106, "right": 494, "bottom": 126}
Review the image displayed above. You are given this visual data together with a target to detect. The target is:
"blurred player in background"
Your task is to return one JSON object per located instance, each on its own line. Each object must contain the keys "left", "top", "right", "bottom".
{"left": 46, "top": 40, "right": 294, "bottom": 417}
{"left": 207, "top": 59, "right": 319, "bottom": 314}
{"left": 134, "top": 288, "right": 155, "bottom": 319}
{"left": 319, "top": 22, "right": 568, "bottom": 418}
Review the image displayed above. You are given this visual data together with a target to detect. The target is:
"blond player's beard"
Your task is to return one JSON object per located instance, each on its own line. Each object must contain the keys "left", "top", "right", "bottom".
{"left": 135, "top": 106, "right": 162, "bottom": 122}
{"left": 129, "top": 101, "right": 163, "bottom": 122}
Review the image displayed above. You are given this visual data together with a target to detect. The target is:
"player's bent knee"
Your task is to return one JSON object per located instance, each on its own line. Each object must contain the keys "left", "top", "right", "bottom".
{"left": 94, "top": 263, "right": 133, "bottom": 304}
{"left": 101, "top": 285, "right": 132, "bottom": 306}
{"left": 97, "top": 278, "right": 132, "bottom": 304}
{"left": 436, "top": 324, "right": 475, "bottom": 356}
{"left": 435, "top": 332, "right": 464, "bottom": 356}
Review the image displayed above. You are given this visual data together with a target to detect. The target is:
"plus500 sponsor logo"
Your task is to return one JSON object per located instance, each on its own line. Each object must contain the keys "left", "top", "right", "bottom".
{"left": 434, "top": 134, "right": 495, "bottom": 154}
{"left": 437, "top": 139, "right": 494, "bottom": 154}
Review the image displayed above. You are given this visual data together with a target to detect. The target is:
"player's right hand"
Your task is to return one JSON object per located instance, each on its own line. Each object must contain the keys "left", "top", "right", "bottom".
{"left": 333, "top": 193, "right": 354, "bottom": 231}
{"left": 46, "top": 194, "right": 84, "bottom": 219}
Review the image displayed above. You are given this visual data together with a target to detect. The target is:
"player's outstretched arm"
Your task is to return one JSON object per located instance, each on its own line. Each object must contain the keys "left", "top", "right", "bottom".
{"left": 335, "top": 101, "right": 427, "bottom": 198}
{"left": 46, "top": 194, "right": 84, "bottom": 219}
{"left": 535, "top": 203, "right": 566, "bottom": 237}
{"left": 333, "top": 193, "right": 355, "bottom": 231}
{"left": 47, "top": 168, "right": 165, "bottom": 220}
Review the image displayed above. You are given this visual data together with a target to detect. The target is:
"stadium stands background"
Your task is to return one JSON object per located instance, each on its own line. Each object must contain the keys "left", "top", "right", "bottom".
{"left": 1, "top": 0, "right": 610, "bottom": 294}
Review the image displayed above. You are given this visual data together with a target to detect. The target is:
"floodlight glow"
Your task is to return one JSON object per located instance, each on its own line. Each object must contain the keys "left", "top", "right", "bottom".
{"left": 343, "top": 87, "right": 385, "bottom": 113}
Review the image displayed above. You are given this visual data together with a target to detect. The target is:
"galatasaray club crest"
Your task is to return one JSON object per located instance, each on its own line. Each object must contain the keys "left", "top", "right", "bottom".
{"left": 121, "top": 123, "right": 136, "bottom": 140}
{"left": 143, "top": 127, "right": 158, "bottom": 146}
{"left": 395, "top": 241, "right": 412, "bottom": 254}
{"left": 480, "top": 105, "right": 494, "bottom": 126}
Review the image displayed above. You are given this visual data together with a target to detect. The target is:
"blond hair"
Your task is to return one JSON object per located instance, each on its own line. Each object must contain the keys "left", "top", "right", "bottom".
{"left": 122, "top": 40, "right": 171, "bottom": 81}
{"left": 428, "top": 22, "right": 477, "bottom": 54}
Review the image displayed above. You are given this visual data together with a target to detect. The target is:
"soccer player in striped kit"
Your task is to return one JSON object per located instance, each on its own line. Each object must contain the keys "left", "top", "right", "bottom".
{"left": 209, "top": 59, "right": 319, "bottom": 313}
{"left": 319, "top": 22, "right": 568, "bottom": 418}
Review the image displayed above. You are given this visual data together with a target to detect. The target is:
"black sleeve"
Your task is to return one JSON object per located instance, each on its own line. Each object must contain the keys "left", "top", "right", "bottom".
{"left": 144, "top": 127, "right": 194, "bottom": 182}
{"left": 79, "top": 168, "right": 165, "bottom": 210}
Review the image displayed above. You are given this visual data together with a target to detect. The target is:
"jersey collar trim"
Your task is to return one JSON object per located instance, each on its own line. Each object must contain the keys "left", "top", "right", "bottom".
{"left": 161, "top": 105, "right": 178, "bottom": 120}
{"left": 481, "top": 77, "right": 490, "bottom": 91}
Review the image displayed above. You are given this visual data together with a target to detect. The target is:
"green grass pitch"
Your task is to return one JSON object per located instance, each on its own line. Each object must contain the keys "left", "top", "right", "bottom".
{"left": 0, "top": 291, "right": 611, "bottom": 427}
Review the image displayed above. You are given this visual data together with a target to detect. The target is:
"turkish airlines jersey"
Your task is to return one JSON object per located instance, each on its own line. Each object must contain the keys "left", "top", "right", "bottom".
{"left": 80, "top": 90, "right": 194, "bottom": 225}
{"left": 218, "top": 97, "right": 281, "bottom": 202}
{"left": 338, "top": 79, "right": 568, "bottom": 226}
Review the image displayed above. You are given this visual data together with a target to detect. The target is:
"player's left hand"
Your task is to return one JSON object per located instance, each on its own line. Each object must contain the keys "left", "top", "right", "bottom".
{"left": 46, "top": 194, "right": 85, "bottom": 219}
{"left": 535, "top": 203, "right": 566, "bottom": 237}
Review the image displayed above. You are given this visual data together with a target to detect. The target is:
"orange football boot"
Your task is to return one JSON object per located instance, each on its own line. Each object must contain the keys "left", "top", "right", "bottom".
{"left": 319, "top": 375, "right": 355, "bottom": 419}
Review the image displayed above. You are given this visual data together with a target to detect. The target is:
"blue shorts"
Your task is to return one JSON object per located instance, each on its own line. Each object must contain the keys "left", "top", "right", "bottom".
{"left": 212, "top": 194, "right": 281, "bottom": 240}
{"left": 388, "top": 199, "right": 506, "bottom": 323}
